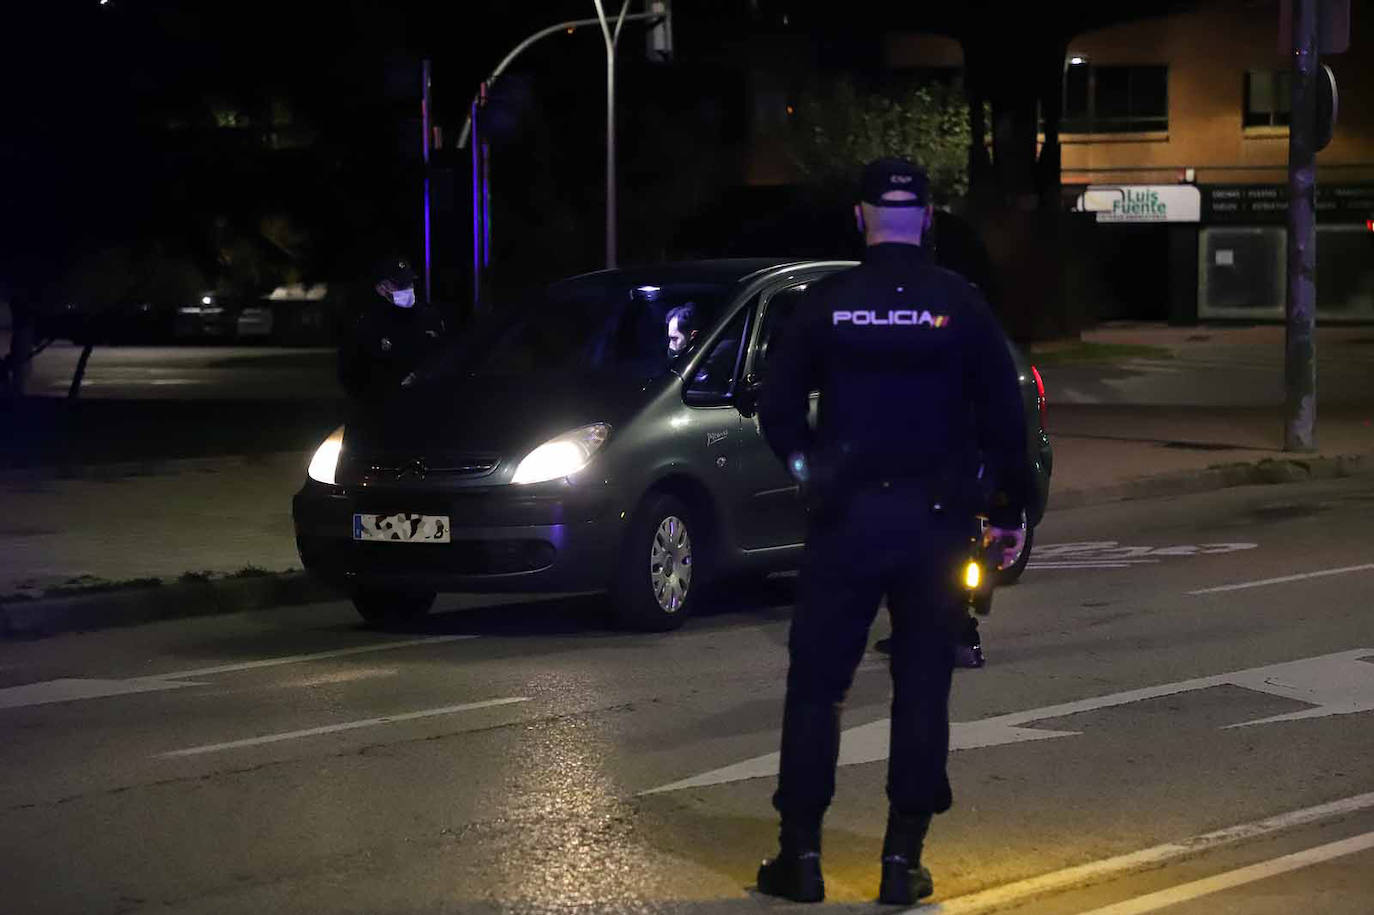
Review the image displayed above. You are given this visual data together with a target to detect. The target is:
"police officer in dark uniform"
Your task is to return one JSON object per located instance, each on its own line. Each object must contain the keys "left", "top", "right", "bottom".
{"left": 754, "top": 158, "right": 1031, "bottom": 905}
{"left": 338, "top": 258, "right": 445, "bottom": 399}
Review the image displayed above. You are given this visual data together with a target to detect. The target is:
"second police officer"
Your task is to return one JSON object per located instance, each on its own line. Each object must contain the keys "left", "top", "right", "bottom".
{"left": 338, "top": 257, "right": 445, "bottom": 400}
{"left": 754, "top": 158, "right": 1031, "bottom": 904}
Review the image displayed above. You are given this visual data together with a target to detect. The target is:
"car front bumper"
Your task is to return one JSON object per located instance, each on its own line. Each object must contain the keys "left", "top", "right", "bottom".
{"left": 292, "top": 479, "right": 626, "bottom": 594}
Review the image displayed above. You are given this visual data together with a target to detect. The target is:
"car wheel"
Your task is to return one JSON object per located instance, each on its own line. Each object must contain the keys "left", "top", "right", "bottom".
{"left": 995, "top": 517, "right": 1035, "bottom": 586}
{"left": 612, "top": 493, "right": 698, "bottom": 631}
{"left": 350, "top": 586, "right": 436, "bottom": 625}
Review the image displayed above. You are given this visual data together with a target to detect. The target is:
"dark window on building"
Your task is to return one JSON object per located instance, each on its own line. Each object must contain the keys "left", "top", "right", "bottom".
{"left": 1062, "top": 64, "right": 1168, "bottom": 133}
{"left": 1244, "top": 70, "right": 1291, "bottom": 127}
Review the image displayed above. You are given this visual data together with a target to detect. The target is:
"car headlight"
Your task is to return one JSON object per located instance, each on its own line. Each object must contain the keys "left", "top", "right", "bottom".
{"left": 511, "top": 423, "right": 611, "bottom": 485}
{"left": 307, "top": 426, "right": 345, "bottom": 485}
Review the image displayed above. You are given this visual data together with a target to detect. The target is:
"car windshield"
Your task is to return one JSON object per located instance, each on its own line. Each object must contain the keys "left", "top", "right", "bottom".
{"left": 442, "top": 278, "right": 733, "bottom": 377}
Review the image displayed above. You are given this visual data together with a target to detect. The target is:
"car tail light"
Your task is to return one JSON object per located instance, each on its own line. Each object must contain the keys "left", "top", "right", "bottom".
{"left": 1031, "top": 364, "right": 1047, "bottom": 431}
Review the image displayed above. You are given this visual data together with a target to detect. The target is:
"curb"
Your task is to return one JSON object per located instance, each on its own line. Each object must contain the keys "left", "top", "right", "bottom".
{"left": 0, "top": 572, "right": 340, "bottom": 640}
{"left": 2, "top": 450, "right": 1372, "bottom": 640}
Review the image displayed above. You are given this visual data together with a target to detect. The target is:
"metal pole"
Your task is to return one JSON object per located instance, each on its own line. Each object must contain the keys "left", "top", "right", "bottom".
{"left": 1285, "top": 0, "right": 1318, "bottom": 451}
{"left": 454, "top": 8, "right": 665, "bottom": 295}
{"left": 422, "top": 59, "right": 433, "bottom": 305}
{"left": 604, "top": 21, "right": 617, "bottom": 268}
{"left": 471, "top": 86, "right": 483, "bottom": 313}
{"left": 594, "top": 0, "right": 632, "bottom": 269}
{"left": 454, "top": 11, "right": 664, "bottom": 152}
{"left": 482, "top": 135, "right": 491, "bottom": 271}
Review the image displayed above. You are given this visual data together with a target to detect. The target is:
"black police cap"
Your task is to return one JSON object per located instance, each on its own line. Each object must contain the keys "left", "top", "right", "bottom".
{"left": 859, "top": 158, "right": 930, "bottom": 207}
{"left": 378, "top": 258, "right": 417, "bottom": 288}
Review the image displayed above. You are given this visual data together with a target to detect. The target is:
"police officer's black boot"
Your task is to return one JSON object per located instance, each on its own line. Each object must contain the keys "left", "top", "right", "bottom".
{"left": 878, "top": 810, "right": 934, "bottom": 905}
{"left": 757, "top": 821, "right": 825, "bottom": 903}
{"left": 954, "top": 613, "right": 985, "bottom": 669}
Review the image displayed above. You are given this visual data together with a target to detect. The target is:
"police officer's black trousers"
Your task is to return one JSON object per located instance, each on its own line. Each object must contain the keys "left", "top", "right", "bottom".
{"left": 772, "top": 487, "right": 973, "bottom": 835}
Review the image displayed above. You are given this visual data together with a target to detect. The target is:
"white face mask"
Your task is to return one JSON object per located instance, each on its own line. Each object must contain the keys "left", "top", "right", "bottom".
{"left": 392, "top": 287, "right": 416, "bottom": 308}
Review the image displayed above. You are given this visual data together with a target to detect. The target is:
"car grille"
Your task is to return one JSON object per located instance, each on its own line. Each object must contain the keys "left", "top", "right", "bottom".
{"left": 345, "top": 452, "right": 500, "bottom": 483}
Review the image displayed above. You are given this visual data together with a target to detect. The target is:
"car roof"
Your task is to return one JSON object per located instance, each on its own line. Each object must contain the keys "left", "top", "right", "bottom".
{"left": 550, "top": 258, "right": 814, "bottom": 292}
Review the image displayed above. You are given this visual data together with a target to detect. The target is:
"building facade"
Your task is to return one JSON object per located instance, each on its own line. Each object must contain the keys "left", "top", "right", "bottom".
{"left": 769, "top": 0, "right": 1374, "bottom": 323}
{"left": 1053, "top": 0, "right": 1374, "bottom": 322}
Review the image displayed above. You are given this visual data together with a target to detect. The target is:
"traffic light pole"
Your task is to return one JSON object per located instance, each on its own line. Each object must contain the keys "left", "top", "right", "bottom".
{"left": 1285, "top": 0, "right": 1318, "bottom": 452}
{"left": 471, "top": 83, "right": 491, "bottom": 315}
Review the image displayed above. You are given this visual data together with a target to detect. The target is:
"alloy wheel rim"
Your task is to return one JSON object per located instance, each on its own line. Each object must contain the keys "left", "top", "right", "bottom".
{"left": 649, "top": 515, "right": 692, "bottom": 613}
{"left": 1005, "top": 513, "right": 1030, "bottom": 568}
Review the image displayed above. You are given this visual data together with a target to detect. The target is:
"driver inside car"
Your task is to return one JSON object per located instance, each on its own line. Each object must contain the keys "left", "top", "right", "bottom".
{"left": 666, "top": 302, "right": 740, "bottom": 395}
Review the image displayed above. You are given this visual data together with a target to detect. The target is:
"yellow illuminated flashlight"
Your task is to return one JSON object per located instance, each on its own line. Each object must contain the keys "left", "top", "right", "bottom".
{"left": 963, "top": 521, "right": 999, "bottom": 617}
{"left": 963, "top": 558, "right": 983, "bottom": 591}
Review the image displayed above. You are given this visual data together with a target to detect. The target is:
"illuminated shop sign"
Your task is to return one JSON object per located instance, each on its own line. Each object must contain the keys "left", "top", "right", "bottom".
{"left": 1074, "top": 185, "right": 1202, "bottom": 223}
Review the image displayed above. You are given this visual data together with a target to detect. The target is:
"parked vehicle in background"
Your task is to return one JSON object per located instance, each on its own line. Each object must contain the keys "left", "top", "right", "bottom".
{"left": 173, "top": 285, "right": 340, "bottom": 344}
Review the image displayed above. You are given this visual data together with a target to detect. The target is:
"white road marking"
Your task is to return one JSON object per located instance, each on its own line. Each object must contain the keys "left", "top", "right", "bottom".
{"left": 155, "top": 696, "right": 531, "bottom": 758}
{"left": 1052, "top": 831, "right": 1374, "bottom": 915}
{"left": 913, "top": 792, "right": 1374, "bottom": 915}
{"left": 1188, "top": 563, "right": 1374, "bottom": 595}
{"left": 154, "top": 635, "right": 477, "bottom": 679}
{"left": 1036, "top": 543, "right": 1257, "bottom": 561}
{"left": 643, "top": 649, "right": 1374, "bottom": 794}
{"left": 0, "top": 677, "right": 203, "bottom": 710}
{"left": 0, "top": 637, "right": 477, "bottom": 711}
{"left": 1026, "top": 563, "right": 1147, "bottom": 570}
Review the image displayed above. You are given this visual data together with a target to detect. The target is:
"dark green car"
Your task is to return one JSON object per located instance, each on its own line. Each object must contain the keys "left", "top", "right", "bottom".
{"left": 293, "top": 259, "right": 1052, "bottom": 629}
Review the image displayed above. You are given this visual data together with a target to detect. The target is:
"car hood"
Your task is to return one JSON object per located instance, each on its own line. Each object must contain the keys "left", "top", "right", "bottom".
{"left": 345, "top": 371, "right": 660, "bottom": 461}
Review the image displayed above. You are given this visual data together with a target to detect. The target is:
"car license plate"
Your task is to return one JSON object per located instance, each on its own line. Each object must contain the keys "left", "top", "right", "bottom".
{"left": 353, "top": 513, "right": 451, "bottom": 543}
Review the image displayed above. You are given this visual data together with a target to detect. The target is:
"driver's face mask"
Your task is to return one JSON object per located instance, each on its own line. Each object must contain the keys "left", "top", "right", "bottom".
{"left": 392, "top": 287, "right": 416, "bottom": 309}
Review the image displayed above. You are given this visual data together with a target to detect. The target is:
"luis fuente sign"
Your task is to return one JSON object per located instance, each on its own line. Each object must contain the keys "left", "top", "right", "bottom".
{"left": 1074, "top": 185, "right": 1202, "bottom": 224}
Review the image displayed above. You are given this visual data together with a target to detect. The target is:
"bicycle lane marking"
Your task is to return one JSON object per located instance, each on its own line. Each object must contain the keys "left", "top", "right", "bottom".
{"left": 1028, "top": 542, "right": 1257, "bottom": 571}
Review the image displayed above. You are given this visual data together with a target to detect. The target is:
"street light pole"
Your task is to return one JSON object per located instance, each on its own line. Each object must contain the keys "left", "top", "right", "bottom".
{"left": 592, "top": 0, "right": 632, "bottom": 269}
{"left": 454, "top": 7, "right": 665, "bottom": 286}
{"left": 454, "top": 9, "right": 664, "bottom": 153}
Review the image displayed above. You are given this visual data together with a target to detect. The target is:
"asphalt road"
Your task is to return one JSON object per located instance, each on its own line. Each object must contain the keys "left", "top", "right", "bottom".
{"left": 2, "top": 474, "right": 1373, "bottom": 914}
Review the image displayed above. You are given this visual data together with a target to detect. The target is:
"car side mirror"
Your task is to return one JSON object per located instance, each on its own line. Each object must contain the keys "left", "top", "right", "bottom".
{"left": 736, "top": 376, "right": 762, "bottom": 418}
